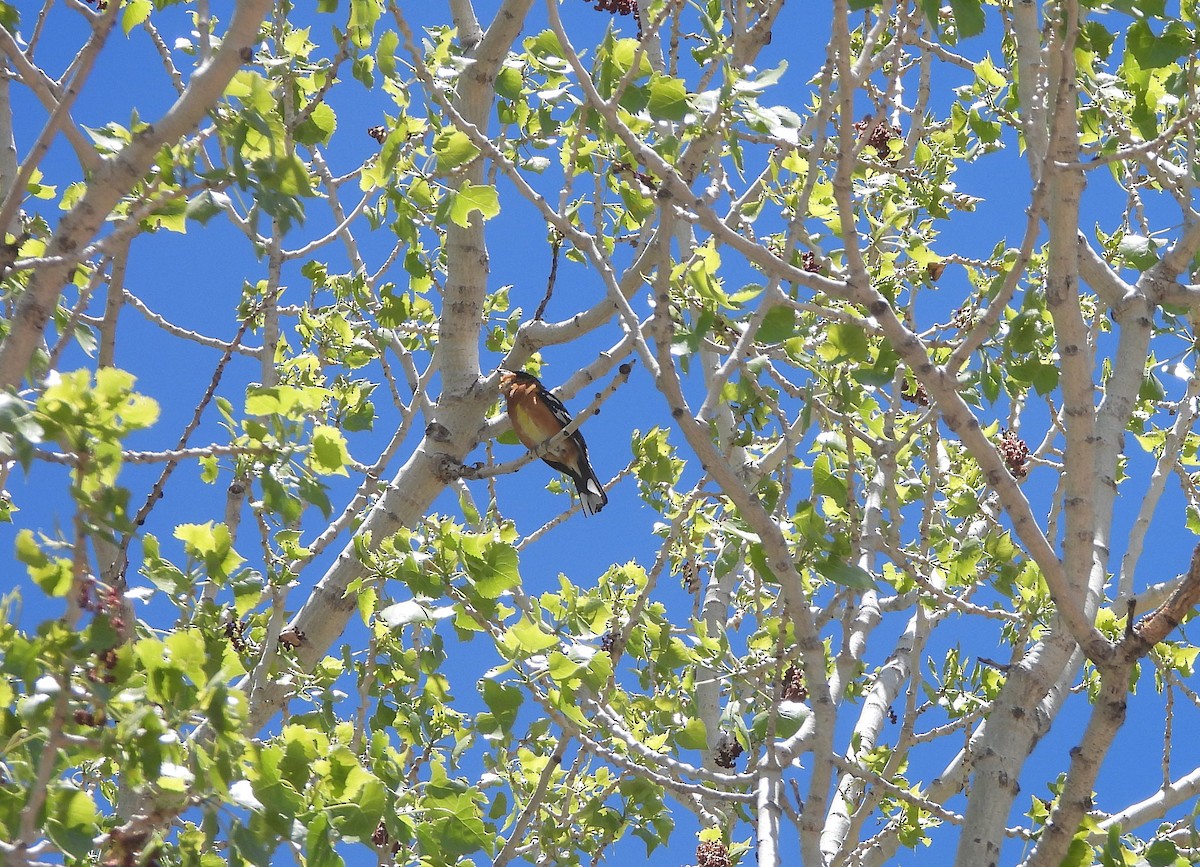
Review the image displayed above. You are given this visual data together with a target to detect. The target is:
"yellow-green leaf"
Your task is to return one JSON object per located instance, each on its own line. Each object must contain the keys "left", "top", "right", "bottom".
{"left": 309, "top": 424, "right": 351, "bottom": 476}
{"left": 121, "top": 0, "right": 151, "bottom": 35}
{"left": 377, "top": 29, "right": 398, "bottom": 78}
{"left": 647, "top": 74, "right": 690, "bottom": 120}
{"left": 434, "top": 129, "right": 481, "bottom": 172}
{"left": 502, "top": 617, "right": 560, "bottom": 656}
{"left": 447, "top": 183, "right": 500, "bottom": 227}
{"left": 16, "top": 529, "right": 73, "bottom": 596}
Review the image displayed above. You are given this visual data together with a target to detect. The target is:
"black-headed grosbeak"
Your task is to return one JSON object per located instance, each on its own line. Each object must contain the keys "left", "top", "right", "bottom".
{"left": 498, "top": 369, "right": 608, "bottom": 516}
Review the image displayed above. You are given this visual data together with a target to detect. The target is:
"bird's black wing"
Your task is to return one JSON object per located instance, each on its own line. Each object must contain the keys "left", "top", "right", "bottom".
{"left": 541, "top": 387, "right": 607, "bottom": 515}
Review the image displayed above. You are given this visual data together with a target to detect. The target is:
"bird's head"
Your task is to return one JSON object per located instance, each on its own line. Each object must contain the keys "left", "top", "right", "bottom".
{"left": 497, "top": 368, "right": 538, "bottom": 397}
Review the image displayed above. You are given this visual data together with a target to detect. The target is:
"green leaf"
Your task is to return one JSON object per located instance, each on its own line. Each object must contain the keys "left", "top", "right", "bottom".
{"left": 747, "top": 543, "right": 779, "bottom": 584}
{"left": 305, "top": 814, "right": 342, "bottom": 867}
{"left": 646, "top": 74, "right": 690, "bottom": 120}
{"left": 164, "top": 629, "right": 208, "bottom": 683}
{"left": 245, "top": 384, "right": 328, "bottom": 417}
{"left": 175, "top": 521, "right": 245, "bottom": 582}
{"left": 855, "top": 341, "right": 899, "bottom": 386}
{"left": 950, "top": 0, "right": 986, "bottom": 38}
{"left": 973, "top": 55, "right": 1007, "bottom": 88}
{"left": 262, "top": 154, "right": 313, "bottom": 196}
{"left": 15, "top": 530, "right": 72, "bottom": 596}
{"left": 1031, "top": 363, "right": 1059, "bottom": 396}
{"left": 1127, "top": 19, "right": 1193, "bottom": 68}
{"left": 460, "top": 536, "right": 520, "bottom": 598}
{"left": 186, "top": 189, "right": 232, "bottom": 224}
{"left": 676, "top": 717, "right": 708, "bottom": 750}
{"left": 348, "top": 0, "right": 380, "bottom": 49}
{"left": 309, "top": 424, "right": 351, "bottom": 476}
{"left": 1117, "top": 233, "right": 1160, "bottom": 270}
{"left": 294, "top": 102, "right": 337, "bottom": 147}
{"left": 502, "top": 617, "right": 560, "bottom": 655}
{"left": 379, "top": 599, "right": 454, "bottom": 628}
{"left": 479, "top": 680, "right": 523, "bottom": 734}
{"left": 142, "top": 533, "right": 191, "bottom": 596}
{"left": 526, "top": 29, "right": 565, "bottom": 63}
{"left": 812, "top": 453, "right": 848, "bottom": 501}
{"left": 496, "top": 65, "right": 524, "bottom": 100}
{"left": 45, "top": 785, "right": 99, "bottom": 858}
{"left": 446, "top": 182, "right": 500, "bottom": 227}
{"left": 817, "top": 323, "right": 869, "bottom": 363}
{"left": 121, "top": 0, "right": 151, "bottom": 35}
{"left": 1059, "top": 837, "right": 1094, "bottom": 867}
{"left": 434, "top": 130, "right": 481, "bottom": 172}
{"left": 733, "top": 61, "right": 788, "bottom": 95}
{"left": 546, "top": 651, "right": 585, "bottom": 685}
{"left": 416, "top": 763, "right": 492, "bottom": 862}
{"left": 326, "top": 759, "right": 386, "bottom": 841}
{"left": 24, "top": 167, "right": 54, "bottom": 200}
{"left": 582, "top": 649, "right": 613, "bottom": 690}
{"left": 377, "top": 29, "right": 399, "bottom": 79}
{"left": 751, "top": 702, "right": 808, "bottom": 741}
{"left": 352, "top": 55, "right": 375, "bottom": 88}
{"left": 815, "top": 559, "right": 876, "bottom": 591}
{"left": 631, "top": 427, "right": 682, "bottom": 485}
{"left": 610, "top": 37, "right": 653, "bottom": 80}
{"left": 1144, "top": 838, "right": 1180, "bottom": 867}
{"left": 755, "top": 306, "right": 796, "bottom": 344}
{"left": 1082, "top": 21, "right": 1116, "bottom": 60}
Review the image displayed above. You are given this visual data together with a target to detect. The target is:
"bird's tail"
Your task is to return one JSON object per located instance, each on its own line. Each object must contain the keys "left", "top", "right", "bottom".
{"left": 572, "top": 468, "right": 609, "bottom": 516}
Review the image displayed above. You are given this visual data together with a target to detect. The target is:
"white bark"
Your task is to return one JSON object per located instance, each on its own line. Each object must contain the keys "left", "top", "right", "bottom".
{"left": 243, "top": 0, "right": 537, "bottom": 729}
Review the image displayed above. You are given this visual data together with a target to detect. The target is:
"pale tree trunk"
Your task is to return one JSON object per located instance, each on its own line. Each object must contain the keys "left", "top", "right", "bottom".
{"left": 241, "top": 0, "right": 537, "bottom": 731}
{"left": 0, "top": 59, "right": 18, "bottom": 238}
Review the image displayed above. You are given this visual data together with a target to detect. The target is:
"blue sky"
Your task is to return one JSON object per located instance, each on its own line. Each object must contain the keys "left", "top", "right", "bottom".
{"left": 6, "top": 1, "right": 1200, "bottom": 864}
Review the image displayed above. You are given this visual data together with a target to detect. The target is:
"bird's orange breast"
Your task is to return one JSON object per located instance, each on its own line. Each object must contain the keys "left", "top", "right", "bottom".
{"left": 511, "top": 402, "right": 574, "bottom": 463}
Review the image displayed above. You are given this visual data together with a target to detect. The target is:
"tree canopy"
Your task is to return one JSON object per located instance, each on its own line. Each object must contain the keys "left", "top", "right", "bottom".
{"left": 4, "top": 0, "right": 1200, "bottom": 865}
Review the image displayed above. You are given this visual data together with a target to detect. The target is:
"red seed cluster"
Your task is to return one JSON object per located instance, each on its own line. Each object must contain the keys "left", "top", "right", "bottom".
{"left": 600, "top": 628, "right": 622, "bottom": 654}
{"left": 681, "top": 558, "right": 700, "bottom": 593}
{"left": 854, "top": 114, "right": 902, "bottom": 162}
{"left": 79, "top": 578, "right": 126, "bottom": 631}
{"left": 951, "top": 306, "right": 977, "bottom": 330}
{"left": 999, "top": 429, "right": 1030, "bottom": 478}
{"left": 372, "top": 820, "right": 401, "bottom": 855}
{"left": 901, "top": 379, "right": 930, "bottom": 407}
{"left": 585, "top": 0, "right": 643, "bottom": 38}
{"left": 697, "top": 839, "right": 732, "bottom": 867}
{"left": 73, "top": 708, "right": 107, "bottom": 727}
{"left": 713, "top": 732, "right": 743, "bottom": 769}
{"left": 612, "top": 160, "right": 659, "bottom": 191}
{"left": 781, "top": 663, "right": 807, "bottom": 702}
{"left": 86, "top": 647, "right": 119, "bottom": 685}
{"left": 591, "top": 0, "right": 637, "bottom": 16}
{"left": 372, "top": 822, "right": 389, "bottom": 847}
{"left": 224, "top": 617, "right": 251, "bottom": 653}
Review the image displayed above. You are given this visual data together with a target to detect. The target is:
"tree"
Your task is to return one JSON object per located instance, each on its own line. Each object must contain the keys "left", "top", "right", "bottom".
{"left": 3, "top": 0, "right": 1200, "bottom": 864}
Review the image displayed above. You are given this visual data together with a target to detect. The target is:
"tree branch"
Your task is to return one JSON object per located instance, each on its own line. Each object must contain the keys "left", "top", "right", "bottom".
{"left": 0, "top": 0, "right": 273, "bottom": 388}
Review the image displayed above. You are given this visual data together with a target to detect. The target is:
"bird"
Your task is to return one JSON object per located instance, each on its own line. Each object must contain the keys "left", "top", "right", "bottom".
{"left": 498, "top": 369, "right": 608, "bottom": 516}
